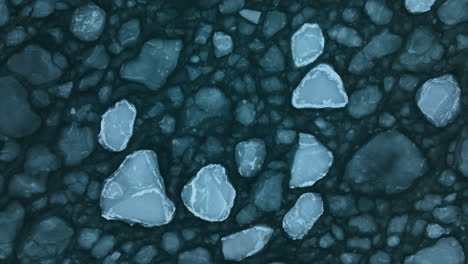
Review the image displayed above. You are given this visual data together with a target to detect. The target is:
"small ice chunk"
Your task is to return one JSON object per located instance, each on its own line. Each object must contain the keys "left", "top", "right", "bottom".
{"left": 120, "top": 39, "right": 182, "bottom": 91}
{"left": 235, "top": 138, "right": 266, "bottom": 178}
{"left": 253, "top": 171, "right": 284, "bottom": 212}
{"left": 405, "top": 0, "right": 436, "bottom": 13}
{"left": 239, "top": 9, "right": 261, "bottom": 24}
{"left": 263, "top": 11, "right": 287, "bottom": 38}
{"left": 100, "top": 150, "right": 176, "bottom": 227}
{"left": 404, "top": 237, "right": 465, "bottom": 264}
{"left": 347, "top": 85, "right": 382, "bottom": 119}
{"left": 365, "top": 0, "right": 393, "bottom": 25}
{"left": 282, "top": 193, "right": 324, "bottom": 240}
{"left": 161, "top": 232, "right": 181, "bottom": 254}
{"left": 292, "top": 64, "right": 348, "bottom": 109}
{"left": 416, "top": 74, "right": 461, "bottom": 128}
{"left": 7, "top": 45, "right": 63, "bottom": 85}
{"left": 58, "top": 123, "right": 95, "bottom": 166}
{"left": 219, "top": 0, "right": 245, "bottom": 14}
{"left": 290, "top": 133, "right": 333, "bottom": 188}
{"left": 0, "top": 0, "right": 9, "bottom": 27}
{"left": 178, "top": 247, "right": 212, "bottom": 264}
{"left": 70, "top": 4, "right": 106, "bottom": 42}
{"left": 17, "top": 217, "right": 74, "bottom": 262}
{"left": 98, "top": 100, "right": 137, "bottom": 152}
{"left": 222, "top": 225, "right": 274, "bottom": 261}
{"left": 291, "top": 23, "right": 325, "bottom": 67}
{"left": 213, "top": 32, "right": 233, "bottom": 58}
{"left": 181, "top": 164, "right": 236, "bottom": 222}
{"left": 437, "top": 0, "right": 468, "bottom": 25}
{"left": 235, "top": 100, "right": 256, "bottom": 126}
{"left": 327, "top": 24, "right": 363, "bottom": 47}
{"left": 0, "top": 76, "right": 41, "bottom": 138}
{"left": 0, "top": 202, "right": 24, "bottom": 259}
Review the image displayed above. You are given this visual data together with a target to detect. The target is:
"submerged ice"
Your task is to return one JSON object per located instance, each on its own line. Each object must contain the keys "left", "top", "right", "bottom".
{"left": 181, "top": 164, "right": 236, "bottom": 222}
{"left": 292, "top": 64, "right": 348, "bottom": 109}
{"left": 100, "top": 150, "right": 175, "bottom": 227}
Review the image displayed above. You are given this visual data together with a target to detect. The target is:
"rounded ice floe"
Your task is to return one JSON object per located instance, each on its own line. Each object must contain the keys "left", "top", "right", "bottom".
{"left": 221, "top": 225, "right": 274, "bottom": 261}
{"left": 98, "top": 99, "right": 137, "bottom": 152}
{"left": 291, "top": 64, "right": 348, "bottom": 109}
{"left": 291, "top": 23, "right": 324, "bottom": 67}
{"left": 405, "top": 0, "right": 436, "bottom": 13}
{"left": 282, "top": 193, "right": 323, "bottom": 240}
{"left": 416, "top": 74, "right": 461, "bottom": 128}
{"left": 181, "top": 164, "right": 236, "bottom": 222}
{"left": 100, "top": 150, "right": 176, "bottom": 227}
{"left": 70, "top": 4, "right": 106, "bottom": 42}
{"left": 290, "top": 133, "right": 333, "bottom": 188}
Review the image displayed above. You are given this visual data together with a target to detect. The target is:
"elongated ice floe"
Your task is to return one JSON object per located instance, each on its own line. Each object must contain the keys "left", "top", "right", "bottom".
{"left": 98, "top": 99, "right": 137, "bottom": 152}
{"left": 181, "top": 164, "right": 236, "bottom": 222}
{"left": 282, "top": 193, "right": 323, "bottom": 240}
{"left": 222, "top": 225, "right": 274, "bottom": 261}
{"left": 292, "top": 64, "right": 348, "bottom": 109}
{"left": 100, "top": 150, "right": 175, "bottom": 227}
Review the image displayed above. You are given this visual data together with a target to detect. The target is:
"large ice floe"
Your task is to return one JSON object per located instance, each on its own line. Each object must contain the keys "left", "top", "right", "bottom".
{"left": 416, "top": 74, "right": 461, "bottom": 128}
{"left": 221, "top": 225, "right": 274, "bottom": 261}
{"left": 290, "top": 133, "right": 333, "bottom": 188}
{"left": 181, "top": 164, "right": 236, "bottom": 222}
{"left": 292, "top": 64, "right": 348, "bottom": 109}
{"left": 282, "top": 193, "right": 323, "bottom": 240}
{"left": 344, "top": 131, "right": 426, "bottom": 194}
{"left": 98, "top": 100, "right": 137, "bottom": 152}
{"left": 291, "top": 23, "right": 324, "bottom": 67}
{"left": 100, "top": 150, "right": 175, "bottom": 227}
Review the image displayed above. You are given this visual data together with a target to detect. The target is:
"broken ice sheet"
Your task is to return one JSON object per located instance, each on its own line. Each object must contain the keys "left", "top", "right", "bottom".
{"left": 222, "top": 225, "right": 274, "bottom": 261}
{"left": 98, "top": 99, "right": 137, "bottom": 152}
{"left": 282, "top": 193, "right": 323, "bottom": 240}
{"left": 291, "top": 23, "right": 325, "bottom": 67}
{"left": 290, "top": 133, "right": 333, "bottom": 188}
{"left": 100, "top": 150, "right": 175, "bottom": 227}
{"left": 291, "top": 64, "right": 348, "bottom": 109}
{"left": 181, "top": 164, "right": 236, "bottom": 222}
{"left": 416, "top": 74, "right": 461, "bottom": 128}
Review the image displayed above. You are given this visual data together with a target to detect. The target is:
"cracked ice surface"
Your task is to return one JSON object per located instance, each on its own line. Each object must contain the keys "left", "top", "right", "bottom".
{"left": 98, "top": 100, "right": 137, "bottom": 152}
{"left": 405, "top": 0, "right": 436, "bottom": 13}
{"left": 282, "top": 193, "right": 323, "bottom": 240}
{"left": 416, "top": 74, "right": 461, "bottom": 128}
{"left": 181, "top": 164, "right": 236, "bottom": 222}
{"left": 100, "top": 150, "right": 175, "bottom": 227}
{"left": 292, "top": 64, "right": 348, "bottom": 109}
{"left": 291, "top": 23, "right": 324, "bottom": 67}
{"left": 221, "top": 225, "right": 274, "bottom": 261}
{"left": 290, "top": 133, "right": 333, "bottom": 188}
